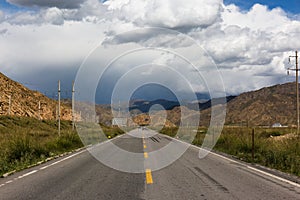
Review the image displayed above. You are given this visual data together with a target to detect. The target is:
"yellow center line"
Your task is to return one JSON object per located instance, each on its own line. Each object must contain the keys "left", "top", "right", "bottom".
{"left": 144, "top": 144, "right": 147, "bottom": 149}
{"left": 144, "top": 152, "right": 148, "bottom": 158}
{"left": 146, "top": 169, "right": 153, "bottom": 184}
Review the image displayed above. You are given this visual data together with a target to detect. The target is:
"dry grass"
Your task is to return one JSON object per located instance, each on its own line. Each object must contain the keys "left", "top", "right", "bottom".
{"left": 161, "top": 126, "right": 300, "bottom": 177}
{"left": 0, "top": 116, "right": 124, "bottom": 176}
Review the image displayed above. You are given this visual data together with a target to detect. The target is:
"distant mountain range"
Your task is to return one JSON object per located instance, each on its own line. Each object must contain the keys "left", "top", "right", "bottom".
{"left": 129, "top": 99, "right": 180, "bottom": 112}
{"left": 0, "top": 71, "right": 299, "bottom": 127}
{"left": 128, "top": 83, "right": 299, "bottom": 127}
{"left": 129, "top": 96, "right": 236, "bottom": 113}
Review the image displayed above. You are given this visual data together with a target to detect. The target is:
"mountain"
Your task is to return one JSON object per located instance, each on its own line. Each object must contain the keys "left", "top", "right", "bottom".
{"left": 224, "top": 82, "right": 298, "bottom": 126}
{"left": 0, "top": 72, "right": 72, "bottom": 120}
{"left": 4, "top": 71, "right": 290, "bottom": 128}
{"left": 127, "top": 82, "right": 300, "bottom": 127}
{"left": 186, "top": 96, "right": 236, "bottom": 111}
{"left": 129, "top": 99, "right": 180, "bottom": 112}
{"left": 128, "top": 96, "right": 236, "bottom": 113}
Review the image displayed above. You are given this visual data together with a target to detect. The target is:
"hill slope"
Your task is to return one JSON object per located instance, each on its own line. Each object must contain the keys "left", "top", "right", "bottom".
{"left": 0, "top": 72, "right": 72, "bottom": 120}
{"left": 224, "top": 82, "right": 297, "bottom": 126}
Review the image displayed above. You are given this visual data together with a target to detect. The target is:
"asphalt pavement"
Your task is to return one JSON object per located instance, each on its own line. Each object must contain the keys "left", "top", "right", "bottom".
{"left": 0, "top": 129, "right": 299, "bottom": 200}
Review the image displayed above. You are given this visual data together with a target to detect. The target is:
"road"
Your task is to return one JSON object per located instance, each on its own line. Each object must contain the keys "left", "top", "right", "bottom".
{"left": 0, "top": 129, "right": 299, "bottom": 200}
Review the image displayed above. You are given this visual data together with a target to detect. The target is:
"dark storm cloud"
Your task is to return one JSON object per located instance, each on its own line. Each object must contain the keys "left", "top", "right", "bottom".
{"left": 7, "top": 0, "right": 86, "bottom": 9}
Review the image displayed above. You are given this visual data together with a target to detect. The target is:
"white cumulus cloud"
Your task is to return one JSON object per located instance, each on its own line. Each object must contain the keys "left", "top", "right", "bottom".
{"left": 7, "top": 0, "right": 87, "bottom": 9}
{"left": 104, "top": 0, "right": 222, "bottom": 29}
{"left": 0, "top": 0, "right": 300, "bottom": 99}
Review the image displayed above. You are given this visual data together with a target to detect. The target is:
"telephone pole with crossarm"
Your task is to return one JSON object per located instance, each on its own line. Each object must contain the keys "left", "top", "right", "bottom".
{"left": 287, "top": 50, "right": 299, "bottom": 135}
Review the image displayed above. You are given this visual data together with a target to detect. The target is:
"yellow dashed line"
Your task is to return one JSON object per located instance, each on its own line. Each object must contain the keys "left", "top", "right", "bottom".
{"left": 146, "top": 169, "right": 153, "bottom": 184}
{"left": 144, "top": 144, "right": 147, "bottom": 149}
{"left": 144, "top": 152, "right": 148, "bottom": 158}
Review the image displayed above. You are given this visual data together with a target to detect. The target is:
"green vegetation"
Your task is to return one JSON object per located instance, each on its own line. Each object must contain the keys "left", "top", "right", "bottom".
{"left": 161, "top": 126, "right": 300, "bottom": 177}
{"left": 0, "top": 116, "right": 124, "bottom": 177}
{"left": 158, "top": 127, "right": 178, "bottom": 137}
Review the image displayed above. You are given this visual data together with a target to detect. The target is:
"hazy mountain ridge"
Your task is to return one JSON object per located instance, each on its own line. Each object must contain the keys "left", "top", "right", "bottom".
{"left": 129, "top": 99, "right": 180, "bottom": 112}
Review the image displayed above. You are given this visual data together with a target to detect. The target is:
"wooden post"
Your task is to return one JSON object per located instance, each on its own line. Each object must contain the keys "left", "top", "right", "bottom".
{"left": 72, "top": 81, "right": 75, "bottom": 130}
{"left": 8, "top": 95, "right": 11, "bottom": 115}
{"left": 58, "top": 80, "right": 61, "bottom": 136}
{"left": 252, "top": 128, "right": 255, "bottom": 163}
{"left": 38, "top": 100, "right": 41, "bottom": 120}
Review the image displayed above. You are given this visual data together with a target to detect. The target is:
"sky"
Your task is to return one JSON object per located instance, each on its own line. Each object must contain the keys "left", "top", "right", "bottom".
{"left": 0, "top": 0, "right": 300, "bottom": 103}
{"left": 224, "top": 0, "right": 300, "bottom": 14}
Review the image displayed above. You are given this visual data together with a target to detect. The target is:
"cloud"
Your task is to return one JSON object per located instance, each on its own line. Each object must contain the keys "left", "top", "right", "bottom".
{"left": 0, "top": 0, "right": 300, "bottom": 102}
{"left": 202, "top": 4, "right": 300, "bottom": 71}
{"left": 104, "top": 0, "right": 222, "bottom": 30}
{"left": 5, "top": 7, "right": 65, "bottom": 25}
{"left": 222, "top": 4, "right": 290, "bottom": 32}
{"left": 0, "top": 20, "right": 106, "bottom": 77}
{"left": 4, "top": 0, "right": 106, "bottom": 25}
{"left": 0, "top": 28, "right": 8, "bottom": 35}
{"left": 7, "top": 0, "right": 86, "bottom": 9}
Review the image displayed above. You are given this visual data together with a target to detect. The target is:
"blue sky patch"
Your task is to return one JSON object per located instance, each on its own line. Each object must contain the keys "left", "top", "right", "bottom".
{"left": 224, "top": 0, "right": 300, "bottom": 14}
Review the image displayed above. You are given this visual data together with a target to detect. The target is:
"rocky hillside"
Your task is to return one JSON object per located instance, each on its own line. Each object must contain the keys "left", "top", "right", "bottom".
{"left": 224, "top": 82, "right": 297, "bottom": 126}
{"left": 0, "top": 72, "right": 72, "bottom": 120}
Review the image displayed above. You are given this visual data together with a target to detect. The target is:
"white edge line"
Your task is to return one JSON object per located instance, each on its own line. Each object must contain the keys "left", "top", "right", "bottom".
{"left": 40, "top": 150, "right": 86, "bottom": 170}
{"left": 160, "top": 133, "right": 300, "bottom": 188}
{"left": 39, "top": 165, "right": 49, "bottom": 170}
{"left": 18, "top": 170, "right": 38, "bottom": 179}
{"left": 5, "top": 180, "right": 13, "bottom": 184}
{"left": 246, "top": 165, "right": 300, "bottom": 188}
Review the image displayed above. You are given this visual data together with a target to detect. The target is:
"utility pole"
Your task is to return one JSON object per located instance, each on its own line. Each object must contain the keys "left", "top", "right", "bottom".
{"left": 8, "top": 95, "right": 11, "bottom": 115}
{"left": 72, "top": 81, "right": 75, "bottom": 130}
{"left": 38, "top": 100, "right": 41, "bottom": 120}
{"left": 288, "top": 51, "right": 299, "bottom": 135}
{"left": 252, "top": 128, "right": 255, "bottom": 163}
{"left": 118, "top": 100, "right": 121, "bottom": 118}
{"left": 58, "top": 80, "right": 61, "bottom": 136}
